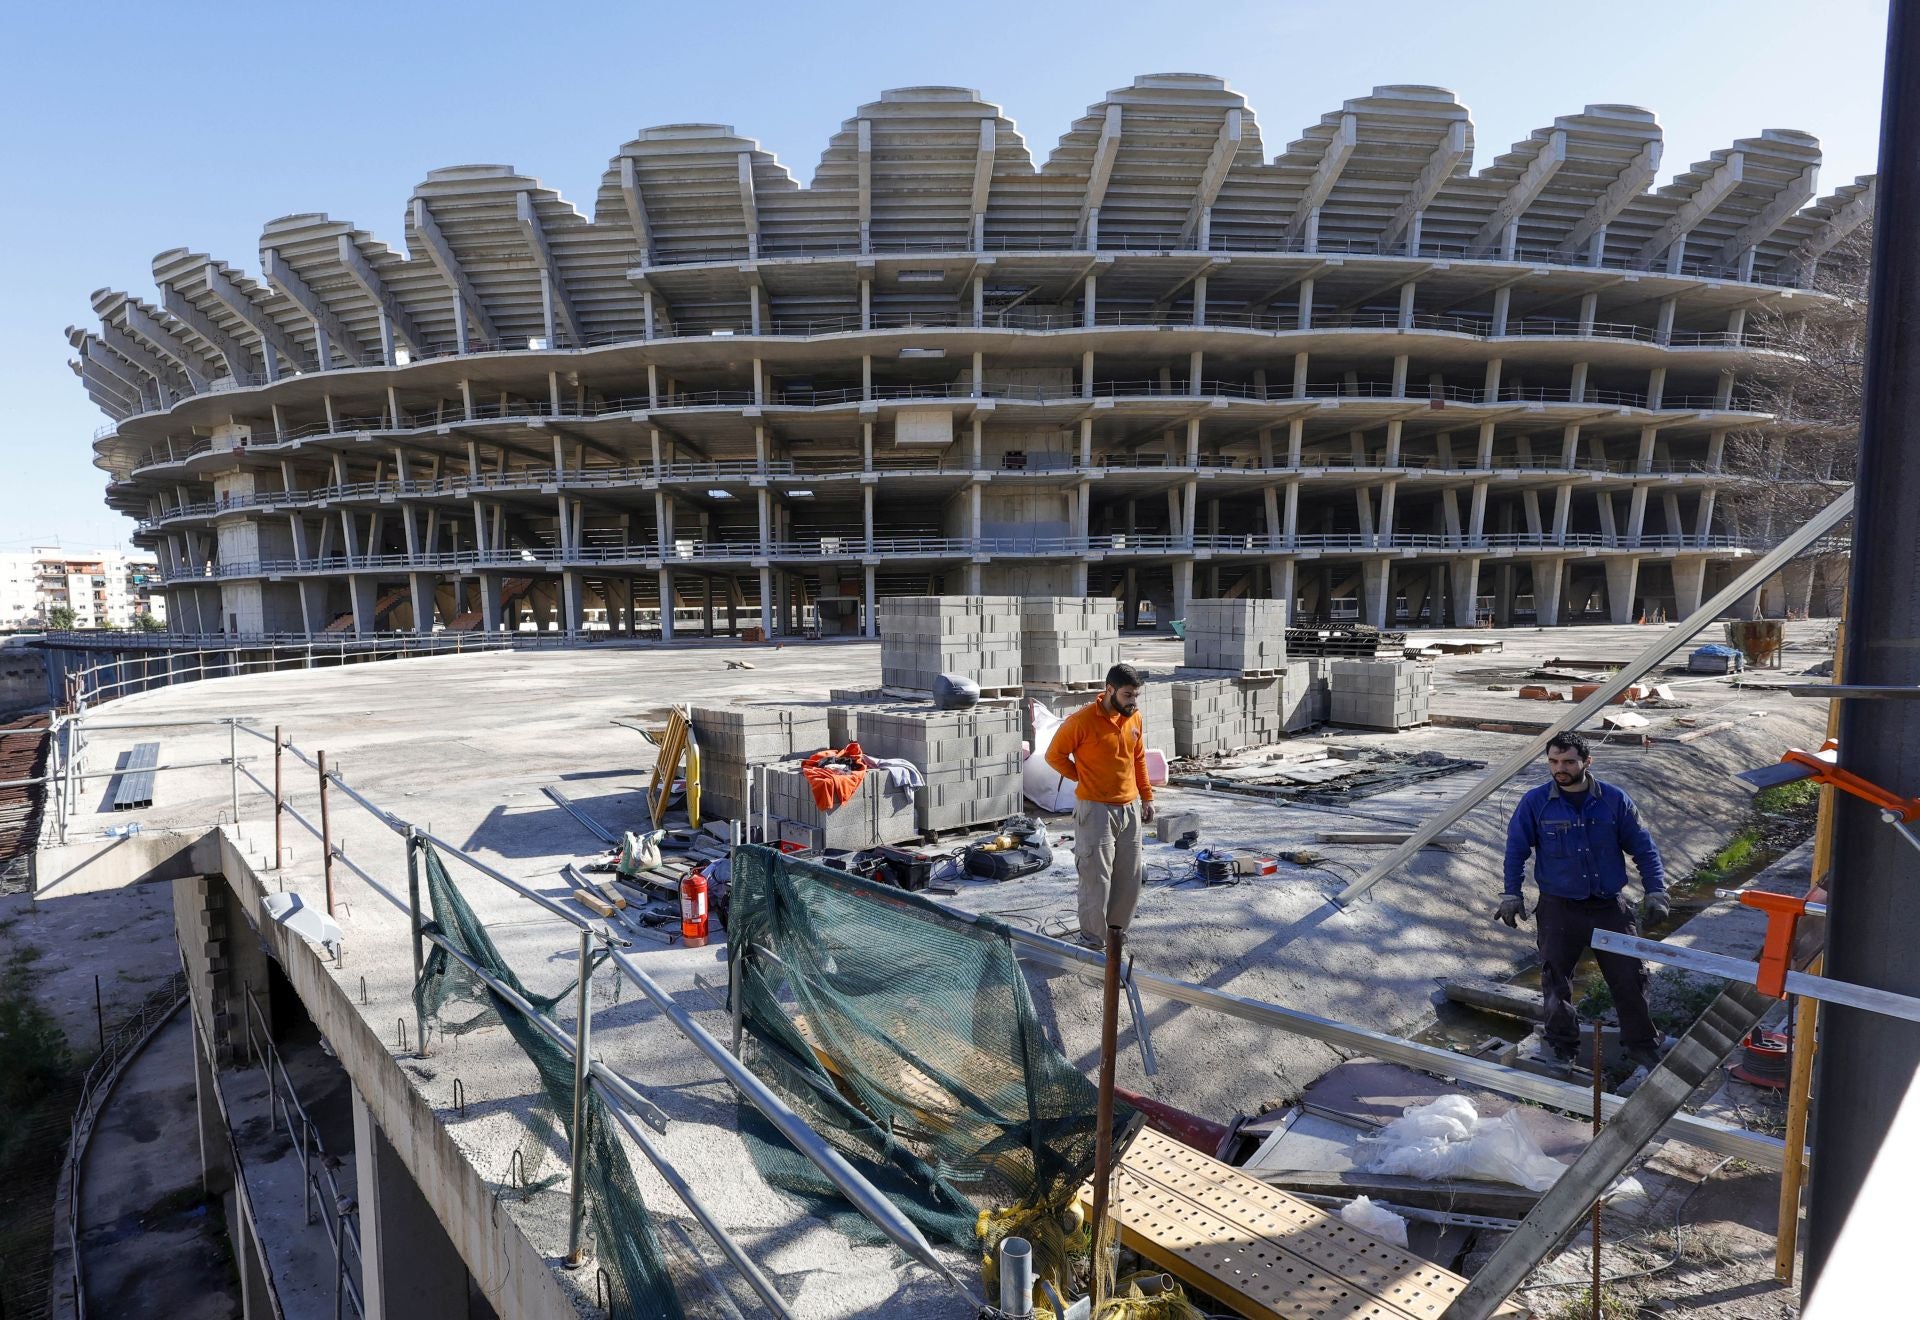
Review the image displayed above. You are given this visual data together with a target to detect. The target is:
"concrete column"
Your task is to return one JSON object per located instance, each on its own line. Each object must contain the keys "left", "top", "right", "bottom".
{"left": 408, "top": 573, "right": 435, "bottom": 635}
{"left": 1495, "top": 562, "right": 1516, "bottom": 627}
{"left": 758, "top": 566, "right": 773, "bottom": 636}
{"left": 1531, "top": 558, "right": 1566, "bottom": 626}
{"left": 657, "top": 570, "right": 675, "bottom": 640}
{"left": 1361, "top": 559, "right": 1392, "bottom": 629}
{"left": 1672, "top": 556, "right": 1708, "bottom": 618}
{"left": 560, "top": 570, "right": 583, "bottom": 636}
{"left": 1450, "top": 557, "right": 1481, "bottom": 626}
{"left": 1171, "top": 560, "right": 1193, "bottom": 632}
{"left": 1377, "top": 479, "right": 1399, "bottom": 547}
{"left": 480, "top": 575, "right": 503, "bottom": 634}
{"left": 1551, "top": 483, "right": 1573, "bottom": 543}
{"left": 1272, "top": 558, "right": 1296, "bottom": 621}
{"left": 1491, "top": 286, "right": 1511, "bottom": 336}
{"left": 863, "top": 565, "right": 877, "bottom": 637}
{"left": 351, "top": 1085, "right": 469, "bottom": 1320}
{"left": 1605, "top": 557, "right": 1641, "bottom": 624}
{"left": 349, "top": 577, "right": 377, "bottom": 637}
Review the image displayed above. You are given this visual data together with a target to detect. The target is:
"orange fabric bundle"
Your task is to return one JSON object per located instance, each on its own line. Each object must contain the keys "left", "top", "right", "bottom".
{"left": 801, "top": 741, "right": 868, "bottom": 811}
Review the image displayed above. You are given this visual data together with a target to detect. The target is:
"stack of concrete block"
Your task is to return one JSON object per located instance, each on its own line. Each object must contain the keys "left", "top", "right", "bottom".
{"left": 690, "top": 704, "right": 831, "bottom": 823}
{"left": 1328, "top": 659, "right": 1433, "bottom": 729}
{"left": 764, "top": 764, "right": 918, "bottom": 851}
{"left": 837, "top": 703, "right": 1023, "bottom": 833}
{"left": 1282, "top": 660, "right": 1332, "bottom": 732}
{"left": 879, "top": 596, "right": 1023, "bottom": 693}
{"left": 1024, "top": 682, "right": 1174, "bottom": 752}
{"left": 1182, "top": 598, "right": 1288, "bottom": 674}
{"left": 1019, "top": 596, "right": 1122, "bottom": 688}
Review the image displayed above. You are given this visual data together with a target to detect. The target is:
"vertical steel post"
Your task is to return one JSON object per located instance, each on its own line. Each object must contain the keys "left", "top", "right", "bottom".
{"left": 565, "top": 926, "right": 594, "bottom": 1268}
{"left": 227, "top": 719, "right": 238, "bottom": 822}
{"left": 273, "top": 725, "right": 284, "bottom": 871}
{"left": 405, "top": 829, "right": 429, "bottom": 1057}
{"left": 1089, "top": 923, "right": 1124, "bottom": 1307}
{"left": 1807, "top": 0, "right": 1920, "bottom": 1294}
{"left": 318, "top": 751, "right": 336, "bottom": 917}
{"left": 1590, "top": 1027, "right": 1603, "bottom": 1319}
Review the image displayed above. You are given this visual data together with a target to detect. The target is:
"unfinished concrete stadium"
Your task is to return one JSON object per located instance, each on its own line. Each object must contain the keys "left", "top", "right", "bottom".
{"left": 24, "top": 69, "right": 1906, "bottom": 1320}
{"left": 70, "top": 75, "right": 1867, "bottom": 642}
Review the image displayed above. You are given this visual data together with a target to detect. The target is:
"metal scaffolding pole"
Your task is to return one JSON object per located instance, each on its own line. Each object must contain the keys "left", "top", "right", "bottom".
{"left": 1807, "top": 0, "right": 1920, "bottom": 1295}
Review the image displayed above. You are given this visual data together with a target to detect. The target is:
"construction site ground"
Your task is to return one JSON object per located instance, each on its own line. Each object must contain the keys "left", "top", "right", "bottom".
{"left": 27, "top": 620, "right": 1837, "bottom": 1319}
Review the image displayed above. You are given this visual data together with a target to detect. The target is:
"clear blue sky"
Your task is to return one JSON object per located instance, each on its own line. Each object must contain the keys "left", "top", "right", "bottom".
{"left": 0, "top": 0, "right": 1890, "bottom": 551}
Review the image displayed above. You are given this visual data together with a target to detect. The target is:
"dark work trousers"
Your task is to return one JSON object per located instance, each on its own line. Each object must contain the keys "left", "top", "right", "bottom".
{"left": 1534, "top": 893, "right": 1658, "bottom": 1053}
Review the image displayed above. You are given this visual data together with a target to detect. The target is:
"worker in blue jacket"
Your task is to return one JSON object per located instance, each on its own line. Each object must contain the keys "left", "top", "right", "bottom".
{"left": 1500, "top": 731, "right": 1670, "bottom": 1069}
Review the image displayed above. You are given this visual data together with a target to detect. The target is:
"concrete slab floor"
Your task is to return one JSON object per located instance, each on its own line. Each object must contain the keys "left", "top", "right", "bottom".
{"left": 39, "top": 624, "right": 1835, "bottom": 1318}
{"left": 76, "top": 1009, "right": 241, "bottom": 1320}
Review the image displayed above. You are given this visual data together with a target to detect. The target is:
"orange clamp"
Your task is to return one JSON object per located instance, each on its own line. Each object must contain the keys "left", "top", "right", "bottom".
{"left": 1737, "top": 891, "right": 1816, "bottom": 998}
{"left": 1780, "top": 740, "right": 1920, "bottom": 823}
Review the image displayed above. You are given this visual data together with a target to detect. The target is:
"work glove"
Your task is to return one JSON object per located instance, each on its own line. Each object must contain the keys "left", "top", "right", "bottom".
{"left": 1641, "top": 891, "right": 1671, "bottom": 926}
{"left": 1496, "top": 894, "right": 1527, "bottom": 928}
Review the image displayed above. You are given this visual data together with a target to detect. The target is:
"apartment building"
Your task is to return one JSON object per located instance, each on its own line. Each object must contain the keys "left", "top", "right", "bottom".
{"left": 0, "top": 547, "right": 164, "bottom": 629}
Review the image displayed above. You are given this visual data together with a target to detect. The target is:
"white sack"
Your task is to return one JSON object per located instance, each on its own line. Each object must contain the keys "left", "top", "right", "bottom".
{"left": 1023, "top": 701, "right": 1078, "bottom": 813}
{"left": 1338, "top": 1195, "right": 1410, "bottom": 1247}
{"left": 1362, "top": 1097, "right": 1570, "bottom": 1193}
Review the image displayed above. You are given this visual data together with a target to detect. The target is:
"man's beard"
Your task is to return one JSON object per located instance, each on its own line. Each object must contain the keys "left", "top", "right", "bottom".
{"left": 1553, "top": 769, "right": 1585, "bottom": 785}
{"left": 1106, "top": 695, "right": 1137, "bottom": 717}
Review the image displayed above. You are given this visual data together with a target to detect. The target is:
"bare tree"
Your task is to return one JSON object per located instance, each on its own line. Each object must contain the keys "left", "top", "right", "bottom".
{"left": 1721, "top": 223, "right": 1871, "bottom": 541}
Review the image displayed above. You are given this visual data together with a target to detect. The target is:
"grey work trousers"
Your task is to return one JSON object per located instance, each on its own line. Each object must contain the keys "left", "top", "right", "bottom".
{"left": 1075, "top": 798, "right": 1145, "bottom": 942}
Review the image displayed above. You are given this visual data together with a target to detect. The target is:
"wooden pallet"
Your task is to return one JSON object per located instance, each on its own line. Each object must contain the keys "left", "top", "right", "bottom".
{"left": 879, "top": 685, "right": 1023, "bottom": 704}
{"left": 1083, "top": 1128, "right": 1523, "bottom": 1319}
{"left": 1025, "top": 680, "right": 1104, "bottom": 694}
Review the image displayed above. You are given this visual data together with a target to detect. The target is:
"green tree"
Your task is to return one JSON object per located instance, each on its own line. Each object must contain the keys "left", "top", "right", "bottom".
{"left": 44, "top": 605, "right": 76, "bottom": 630}
{"left": 132, "top": 612, "right": 166, "bottom": 633}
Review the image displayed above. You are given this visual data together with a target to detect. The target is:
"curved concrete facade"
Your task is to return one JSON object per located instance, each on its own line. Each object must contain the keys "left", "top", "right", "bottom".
{"left": 69, "top": 76, "right": 1872, "bottom": 639}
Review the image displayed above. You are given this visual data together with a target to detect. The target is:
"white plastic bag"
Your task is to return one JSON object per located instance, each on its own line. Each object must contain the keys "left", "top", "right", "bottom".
{"left": 1362, "top": 1096, "right": 1570, "bottom": 1193}
{"left": 1023, "top": 702, "right": 1078, "bottom": 813}
{"left": 1339, "top": 1195, "right": 1409, "bottom": 1247}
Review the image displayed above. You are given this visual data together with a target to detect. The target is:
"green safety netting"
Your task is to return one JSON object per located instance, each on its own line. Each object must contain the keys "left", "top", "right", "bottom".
{"left": 727, "top": 843, "right": 1131, "bottom": 1297}
{"left": 411, "top": 842, "right": 684, "bottom": 1320}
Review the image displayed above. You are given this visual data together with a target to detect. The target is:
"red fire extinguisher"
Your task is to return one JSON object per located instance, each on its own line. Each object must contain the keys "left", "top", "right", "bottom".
{"left": 680, "top": 868, "right": 710, "bottom": 945}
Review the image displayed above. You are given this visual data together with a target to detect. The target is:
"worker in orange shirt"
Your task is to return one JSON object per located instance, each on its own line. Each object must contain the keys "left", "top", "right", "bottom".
{"left": 1045, "top": 663, "right": 1156, "bottom": 947}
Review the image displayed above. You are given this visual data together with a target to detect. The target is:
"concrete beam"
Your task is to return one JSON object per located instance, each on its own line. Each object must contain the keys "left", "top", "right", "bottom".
{"left": 1715, "top": 164, "right": 1818, "bottom": 268}
{"left": 1077, "top": 105, "right": 1123, "bottom": 246}
{"left": 736, "top": 153, "right": 761, "bottom": 258}
{"left": 1631, "top": 151, "right": 1744, "bottom": 270}
{"left": 1467, "top": 130, "right": 1567, "bottom": 257}
{"left": 1552, "top": 139, "right": 1662, "bottom": 261}
{"left": 93, "top": 322, "right": 184, "bottom": 395}
{"left": 336, "top": 236, "right": 425, "bottom": 357}
{"left": 1181, "top": 108, "right": 1244, "bottom": 248}
{"left": 1379, "top": 119, "right": 1469, "bottom": 253}
{"left": 119, "top": 300, "right": 214, "bottom": 390}
{"left": 410, "top": 198, "right": 498, "bottom": 343}
{"left": 616, "top": 156, "right": 655, "bottom": 264}
{"left": 970, "top": 119, "right": 996, "bottom": 249}
{"left": 161, "top": 284, "right": 253, "bottom": 377}
{"left": 514, "top": 192, "right": 586, "bottom": 346}
{"left": 1283, "top": 112, "right": 1358, "bottom": 249}
{"left": 263, "top": 248, "right": 368, "bottom": 368}
{"left": 855, "top": 119, "right": 873, "bottom": 253}
{"left": 204, "top": 262, "right": 312, "bottom": 375}
{"left": 1777, "top": 179, "right": 1876, "bottom": 283}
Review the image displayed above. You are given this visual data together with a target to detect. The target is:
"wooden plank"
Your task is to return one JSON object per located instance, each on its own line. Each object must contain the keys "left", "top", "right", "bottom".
{"left": 1442, "top": 977, "right": 1545, "bottom": 1023}
{"left": 1083, "top": 1128, "right": 1515, "bottom": 1319}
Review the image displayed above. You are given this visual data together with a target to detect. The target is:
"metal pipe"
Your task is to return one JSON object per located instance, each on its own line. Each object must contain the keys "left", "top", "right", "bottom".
{"left": 405, "top": 830, "right": 429, "bottom": 1057}
{"left": 274, "top": 724, "right": 284, "bottom": 871}
{"left": 593, "top": 1078, "right": 795, "bottom": 1319}
{"left": 318, "top": 750, "right": 336, "bottom": 917}
{"left": 998, "top": 1237, "right": 1035, "bottom": 1319}
{"left": 1089, "top": 925, "right": 1123, "bottom": 1307}
{"left": 605, "top": 946, "right": 959, "bottom": 1285}
{"left": 1334, "top": 485, "right": 1855, "bottom": 907}
{"left": 414, "top": 827, "right": 589, "bottom": 929}
{"left": 565, "top": 927, "right": 593, "bottom": 1268}
{"left": 418, "top": 928, "right": 671, "bottom": 1133}
{"left": 0, "top": 755, "right": 254, "bottom": 789}
{"left": 228, "top": 720, "right": 239, "bottom": 822}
